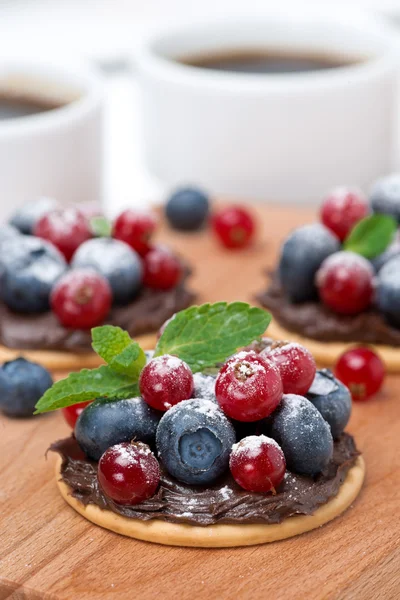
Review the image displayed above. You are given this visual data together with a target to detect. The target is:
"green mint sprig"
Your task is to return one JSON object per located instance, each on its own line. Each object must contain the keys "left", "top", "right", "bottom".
{"left": 343, "top": 214, "right": 397, "bottom": 259}
{"left": 90, "top": 216, "right": 112, "bottom": 238}
{"left": 34, "top": 302, "right": 271, "bottom": 414}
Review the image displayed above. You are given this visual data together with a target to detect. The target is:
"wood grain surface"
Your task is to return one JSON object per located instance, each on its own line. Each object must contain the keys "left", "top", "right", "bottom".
{"left": 1, "top": 205, "right": 399, "bottom": 600}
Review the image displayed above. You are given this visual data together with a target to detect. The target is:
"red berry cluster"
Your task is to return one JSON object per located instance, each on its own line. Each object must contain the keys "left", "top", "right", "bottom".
{"left": 316, "top": 188, "right": 373, "bottom": 316}
{"left": 32, "top": 203, "right": 183, "bottom": 329}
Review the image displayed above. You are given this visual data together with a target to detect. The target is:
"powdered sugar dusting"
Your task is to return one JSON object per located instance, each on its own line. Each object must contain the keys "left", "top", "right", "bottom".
{"left": 231, "top": 435, "right": 282, "bottom": 460}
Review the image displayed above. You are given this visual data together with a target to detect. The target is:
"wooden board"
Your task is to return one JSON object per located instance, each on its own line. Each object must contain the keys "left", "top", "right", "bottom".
{"left": 1, "top": 205, "right": 399, "bottom": 600}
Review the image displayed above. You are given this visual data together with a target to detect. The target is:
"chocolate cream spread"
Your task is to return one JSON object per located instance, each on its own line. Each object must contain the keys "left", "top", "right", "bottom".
{"left": 0, "top": 273, "right": 194, "bottom": 352}
{"left": 258, "top": 276, "right": 400, "bottom": 346}
{"left": 51, "top": 434, "right": 359, "bottom": 526}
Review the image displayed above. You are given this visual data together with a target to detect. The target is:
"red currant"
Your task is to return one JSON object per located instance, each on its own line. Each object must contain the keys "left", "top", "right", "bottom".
{"left": 98, "top": 442, "right": 160, "bottom": 505}
{"left": 263, "top": 342, "right": 316, "bottom": 395}
{"left": 335, "top": 347, "right": 385, "bottom": 401}
{"left": 113, "top": 210, "right": 157, "bottom": 257}
{"left": 229, "top": 435, "right": 286, "bottom": 493}
{"left": 316, "top": 251, "right": 374, "bottom": 315}
{"left": 51, "top": 269, "right": 112, "bottom": 329}
{"left": 139, "top": 354, "right": 194, "bottom": 411}
{"left": 321, "top": 187, "right": 369, "bottom": 241}
{"left": 143, "top": 247, "right": 182, "bottom": 290}
{"left": 62, "top": 401, "right": 92, "bottom": 428}
{"left": 215, "top": 351, "right": 283, "bottom": 422}
{"left": 34, "top": 208, "right": 92, "bottom": 262}
{"left": 212, "top": 206, "right": 255, "bottom": 249}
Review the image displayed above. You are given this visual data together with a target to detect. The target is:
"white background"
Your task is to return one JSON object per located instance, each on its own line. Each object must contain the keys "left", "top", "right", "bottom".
{"left": 0, "top": 0, "right": 400, "bottom": 214}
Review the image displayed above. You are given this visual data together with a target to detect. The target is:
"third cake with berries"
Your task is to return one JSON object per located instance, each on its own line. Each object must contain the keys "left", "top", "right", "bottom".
{"left": 0, "top": 200, "right": 194, "bottom": 370}
{"left": 36, "top": 303, "right": 365, "bottom": 547}
{"left": 258, "top": 180, "right": 400, "bottom": 371}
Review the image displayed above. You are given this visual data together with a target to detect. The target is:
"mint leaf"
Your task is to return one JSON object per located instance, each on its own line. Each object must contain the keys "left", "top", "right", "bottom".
{"left": 34, "top": 365, "right": 139, "bottom": 413}
{"left": 154, "top": 302, "right": 271, "bottom": 372}
{"left": 92, "top": 325, "right": 146, "bottom": 377}
{"left": 344, "top": 214, "right": 397, "bottom": 259}
{"left": 90, "top": 216, "right": 112, "bottom": 238}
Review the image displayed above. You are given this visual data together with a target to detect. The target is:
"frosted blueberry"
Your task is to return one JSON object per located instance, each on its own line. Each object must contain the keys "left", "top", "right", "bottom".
{"left": 75, "top": 396, "right": 161, "bottom": 460}
{"left": 376, "top": 255, "right": 400, "bottom": 328}
{"left": 0, "top": 236, "right": 67, "bottom": 312}
{"left": 278, "top": 224, "right": 340, "bottom": 302}
{"left": 192, "top": 372, "right": 217, "bottom": 404}
{"left": 270, "top": 394, "right": 333, "bottom": 476}
{"left": 71, "top": 238, "right": 143, "bottom": 305}
{"left": 165, "top": 187, "right": 210, "bottom": 231}
{"left": 306, "top": 369, "right": 352, "bottom": 439}
{"left": 370, "top": 173, "right": 400, "bottom": 222}
{"left": 0, "top": 358, "right": 53, "bottom": 417}
{"left": 156, "top": 398, "right": 236, "bottom": 485}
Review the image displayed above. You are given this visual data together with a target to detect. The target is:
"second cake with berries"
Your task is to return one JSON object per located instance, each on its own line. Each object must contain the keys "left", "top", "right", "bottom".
{"left": 36, "top": 303, "right": 365, "bottom": 547}
{"left": 258, "top": 181, "right": 400, "bottom": 371}
{"left": 0, "top": 201, "right": 195, "bottom": 370}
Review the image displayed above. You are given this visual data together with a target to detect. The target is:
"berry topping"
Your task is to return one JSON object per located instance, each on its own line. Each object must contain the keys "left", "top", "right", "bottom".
{"left": 306, "top": 369, "right": 351, "bottom": 439}
{"left": 62, "top": 401, "right": 92, "bottom": 428}
{"left": 212, "top": 206, "right": 255, "bottom": 249}
{"left": 370, "top": 173, "right": 400, "bottom": 222}
{"left": 192, "top": 372, "right": 217, "bottom": 404}
{"left": 278, "top": 223, "right": 340, "bottom": 302}
{"left": 229, "top": 435, "right": 286, "bottom": 493}
{"left": 139, "top": 355, "right": 194, "bottom": 411}
{"left": 376, "top": 255, "right": 400, "bottom": 327}
{"left": 270, "top": 394, "right": 333, "bottom": 476}
{"left": 0, "top": 358, "right": 53, "bottom": 418}
{"left": 165, "top": 187, "right": 210, "bottom": 231}
{"left": 316, "top": 251, "right": 374, "bottom": 315}
{"left": 75, "top": 397, "right": 161, "bottom": 460}
{"left": 143, "top": 248, "right": 182, "bottom": 290}
{"left": 320, "top": 187, "right": 369, "bottom": 241}
{"left": 113, "top": 210, "right": 157, "bottom": 256}
{"left": 156, "top": 398, "right": 236, "bottom": 485}
{"left": 215, "top": 351, "right": 283, "bottom": 422}
{"left": 98, "top": 442, "right": 160, "bottom": 505}
{"left": 9, "top": 197, "right": 58, "bottom": 234}
{"left": 50, "top": 269, "right": 112, "bottom": 329}
{"left": 372, "top": 237, "right": 400, "bottom": 272}
{"left": 263, "top": 342, "right": 316, "bottom": 396}
{"left": 34, "top": 208, "right": 92, "bottom": 262}
{"left": 0, "top": 224, "right": 20, "bottom": 246}
{"left": 335, "top": 347, "right": 385, "bottom": 401}
{"left": 0, "top": 236, "right": 67, "bottom": 313}
{"left": 71, "top": 238, "right": 143, "bottom": 305}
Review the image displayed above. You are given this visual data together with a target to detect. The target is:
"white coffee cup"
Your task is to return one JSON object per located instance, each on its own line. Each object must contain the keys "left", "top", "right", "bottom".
{"left": 136, "top": 11, "right": 400, "bottom": 204}
{"left": 0, "top": 61, "right": 103, "bottom": 222}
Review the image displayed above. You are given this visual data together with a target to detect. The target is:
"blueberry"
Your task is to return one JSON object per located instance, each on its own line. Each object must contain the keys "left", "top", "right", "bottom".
{"left": 9, "top": 197, "right": 58, "bottom": 234}
{"left": 0, "top": 236, "right": 67, "bottom": 312}
{"left": 278, "top": 224, "right": 340, "bottom": 302}
{"left": 0, "top": 357, "right": 53, "bottom": 417}
{"left": 371, "top": 237, "right": 400, "bottom": 272}
{"left": 306, "top": 369, "right": 351, "bottom": 439}
{"left": 71, "top": 238, "right": 143, "bottom": 305}
{"left": 165, "top": 187, "right": 210, "bottom": 231}
{"left": 376, "top": 255, "right": 400, "bottom": 328}
{"left": 370, "top": 174, "right": 400, "bottom": 222}
{"left": 192, "top": 372, "right": 217, "bottom": 403}
{"left": 156, "top": 398, "right": 236, "bottom": 485}
{"left": 0, "top": 224, "right": 20, "bottom": 246}
{"left": 75, "top": 396, "right": 161, "bottom": 461}
{"left": 270, "top": 394, "right": 333, "bottom": 476}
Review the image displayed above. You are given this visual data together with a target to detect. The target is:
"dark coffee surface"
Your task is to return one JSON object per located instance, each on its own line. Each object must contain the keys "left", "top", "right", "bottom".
{"left": 52, "top": 433, "right": 359, "bottom": 526}
{"left": 179, "top": 49, "right": 359, "bottom": 74}
{"left": 0, "top": 93, "right": 67, "bottom": 120}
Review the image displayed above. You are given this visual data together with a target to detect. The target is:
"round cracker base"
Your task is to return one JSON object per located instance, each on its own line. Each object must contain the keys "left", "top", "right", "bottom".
{"left": 267, "top": 320, "right": 400, "bottom": 373}
{"left": 0, "top": 332, "right": 157, "bottom": 372}
{"left": 55, "top": 455, "right": 365, "bottom": 548}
